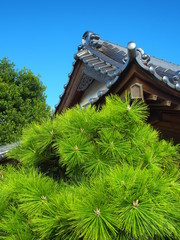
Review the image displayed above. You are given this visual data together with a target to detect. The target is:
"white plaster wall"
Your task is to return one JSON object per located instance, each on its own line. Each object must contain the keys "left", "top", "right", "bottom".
{"left": 80, "top": 81, "right": 106, "bottom": 106}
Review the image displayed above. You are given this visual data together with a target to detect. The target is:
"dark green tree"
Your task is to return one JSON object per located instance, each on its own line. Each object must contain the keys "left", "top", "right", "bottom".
{"left": 0, "top": 58, "right": 50, "bottom": 145}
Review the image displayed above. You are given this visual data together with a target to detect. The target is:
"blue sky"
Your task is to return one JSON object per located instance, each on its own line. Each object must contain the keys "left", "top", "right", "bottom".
{"left": 0, "top": 0, "right": 180, "bottom": 108}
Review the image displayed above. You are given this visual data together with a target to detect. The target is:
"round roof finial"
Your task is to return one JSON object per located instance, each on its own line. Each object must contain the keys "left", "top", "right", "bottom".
{"left": 128, "top": 41, "right": 136, "bottom": 50}
{"left": 127, "top": 41, "right": 137, "bottom": 59}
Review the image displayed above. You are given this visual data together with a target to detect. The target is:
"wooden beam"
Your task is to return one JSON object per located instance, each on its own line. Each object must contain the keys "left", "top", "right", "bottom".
{"left": 56, "top": 61, "right": 84, "bottom": 113}
{"left": 173, "top": 105, "right": 180, "bottom": 110}
{"left": 148, "top": 100, "right": 171, "bottom": 107}
{"left": 161, "top": 112, "right": 180, "bottom": 123}
{"left": 145, "top": 94, "right": 158, "bottom": 101}
{"left": 154, "top": 121, "right": 180, "bottom": 133}
{"left": 161, "top": 100, "right": 171, "bottom": 107}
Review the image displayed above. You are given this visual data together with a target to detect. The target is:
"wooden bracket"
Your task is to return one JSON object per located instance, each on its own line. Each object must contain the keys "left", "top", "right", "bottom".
{"left": 146, "top": 94, "right": 158, "bottom": 101}
{"left": 161, "top": 100, "right": 171, "bottom": 107}
{"left": 149, "top": 100, "right": 171, "bottom": 107}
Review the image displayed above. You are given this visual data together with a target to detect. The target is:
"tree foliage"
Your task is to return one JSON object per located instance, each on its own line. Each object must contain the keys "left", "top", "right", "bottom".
{"left": 1, "top": 95, "right": 180, "bottom": 239}
{"left": 0, "top": 58, "right": 50, "bottom": 145}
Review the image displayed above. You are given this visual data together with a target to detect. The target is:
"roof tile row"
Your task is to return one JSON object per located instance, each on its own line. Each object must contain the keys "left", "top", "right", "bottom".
{"left": 55, "top": 31, "right": 180, "bottom": 111}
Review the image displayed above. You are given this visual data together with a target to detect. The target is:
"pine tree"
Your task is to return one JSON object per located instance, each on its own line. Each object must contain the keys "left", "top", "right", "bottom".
{"left": 0, "top": 95, "right": 179, "bottom": 239}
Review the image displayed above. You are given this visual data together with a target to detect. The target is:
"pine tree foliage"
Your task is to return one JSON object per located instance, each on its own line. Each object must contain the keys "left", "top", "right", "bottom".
{"left": 2, "top": 95, "right": 180, "bottom": 239}
{"left": 0, "top": 207, "right": 36, "bottom": 240}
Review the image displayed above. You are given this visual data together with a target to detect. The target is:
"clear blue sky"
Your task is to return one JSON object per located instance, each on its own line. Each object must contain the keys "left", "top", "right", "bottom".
{"left": 0, "top": 0, "right": 180, "bottom": 108}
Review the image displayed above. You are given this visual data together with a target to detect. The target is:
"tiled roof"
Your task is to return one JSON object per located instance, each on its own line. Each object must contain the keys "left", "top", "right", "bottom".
{"left": 55, "top": 31, "right": 180, "bottom": 111}
{"left": 0, "top": 143, "right": 18, "bottom": 161}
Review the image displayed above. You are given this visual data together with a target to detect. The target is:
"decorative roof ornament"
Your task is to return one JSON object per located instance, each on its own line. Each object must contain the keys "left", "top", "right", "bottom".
{"left": 97, "top": 89, "right": 108, "bottom": 98}
{"left": 173, "top": 70, "right": 180, "bottom": 81}
{"left": 163, "top": 76, "right": 169, "bottom": 84}
{"left": 127, "top": 41, "right": 137, "bottom": 59}
{"left": 137, "top": 48, "right": 144, "bottom": 55}
{"left": 176, "top": 83, "right": 180, "bottom": 91}
{"left": 55, "top": 31, "right": 180, "bottom": 112}
{"left": 149, "top": 66, "right": 156, "bottom": 74}
{"left": 141, "top": 54, "right": 151, "bottom": 65}
{"left": 137, "top": 47, "right": 151, "bottom": 65}
{"left": 82, "top": 31, "right": 101, "bottom": 48}
{"left": 172, "top": 71, "right": 180, "bottom": 91}
{"left": 78, "top": 45, "right": 84, "bottom": 51}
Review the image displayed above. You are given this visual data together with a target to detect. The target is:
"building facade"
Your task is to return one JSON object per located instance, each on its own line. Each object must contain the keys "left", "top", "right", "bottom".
{"left": 55, "top": 31, "right": 180, "bottom": 143}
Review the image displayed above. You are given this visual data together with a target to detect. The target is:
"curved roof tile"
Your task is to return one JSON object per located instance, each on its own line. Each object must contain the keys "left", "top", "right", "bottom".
{"left": 55, "top": 31, "right": 180, "bottom": 111}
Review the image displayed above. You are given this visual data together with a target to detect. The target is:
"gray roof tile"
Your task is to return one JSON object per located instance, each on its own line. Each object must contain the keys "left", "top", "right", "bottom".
{"left": 0, "top": 143, "right": 18, "bottom": 160}
{"left": 55, "top": 31, "right": 180, "bottom": 111}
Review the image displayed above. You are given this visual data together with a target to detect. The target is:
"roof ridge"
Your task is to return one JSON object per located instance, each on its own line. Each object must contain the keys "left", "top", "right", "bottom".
{"left": 55, "top": 31, "right": 180, "bottom": 112}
